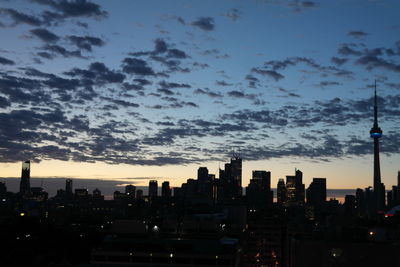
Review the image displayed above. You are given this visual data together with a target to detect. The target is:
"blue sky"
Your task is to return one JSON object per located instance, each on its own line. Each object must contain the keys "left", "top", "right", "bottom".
{"left": 0, "top": 0, "right": 399, "bottom": 189}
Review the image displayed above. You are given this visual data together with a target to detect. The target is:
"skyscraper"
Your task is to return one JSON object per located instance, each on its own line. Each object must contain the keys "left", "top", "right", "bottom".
{"left": 19, "top": 160, "right": 31, "bottom": 195}
{"left": 125, "top": 184, "right": 136, "bottom": 197}
{"left": 286, "top": 169, "right": 305, "bottom": 205}
{"left": 161, "top": 181, "right": 172, "bottom": 198}
{"left": 246, "top": 170, "right": 273, "bottom": 208}
{"left": 197, "top": 167, "right": 209, "bottom": 182}
{"left": 66, "top": 179, "right": 73, "bottom": 195}
{"left": 306, "top": 178, "right": 326, "bottom": 206}
{"left": 219, "top": 155, "right": 243, "bottom": 201}
{"left": 370, "top": 83, "right": 385, "bottom": 211}
{"left": 277, "top": 179, "right": 287, "bottom": 204}
{"left": 149, "top": 180, "right": 158, "bottom": 199}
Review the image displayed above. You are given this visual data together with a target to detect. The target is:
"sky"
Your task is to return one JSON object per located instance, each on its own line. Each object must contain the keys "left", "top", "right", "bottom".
{"left": 0, "top": 0, "right": 399, "bottom": 192}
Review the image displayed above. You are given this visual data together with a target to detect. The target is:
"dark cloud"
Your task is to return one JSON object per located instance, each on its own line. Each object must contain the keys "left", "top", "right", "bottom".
{"left": 192, "top": 62, "right": 209, "bottom": 69}
{"left": 41, "top": 44, "right": 84, "bottom": 58}
{"left": 315, "top": 81, "right": 341, "bottom": 88}
{"left": 331, "top": 56, "right": 348, "bottom": 66}
{"left": 245, "top": 75, "right": 259, "bottom": 88}
{"left": 355, "top": 55, "right": 400, "bottom": 73}
{"left": 257, "top": 56, "right": 353, "bottom": 78}
{"left": 289, "top": 1, "right": 317, "bottom": 13}
{"left": 338, "top": 43, "right": 363, "bottom": 56}
{"left": 216, "top": 80, "right": 232, "bottom": 86}
{"left": 302, "top": 1, "right": 316, "bottom": 7}
{"left": 201, "top": 49, "right": 230, "bottom": 59}
{"left": 33, "top": 0, "right": 108, "bottom": 19}
{"left": 122, "top": 58, "right": 155, "bottom": 76}
{"left": 64, "top": 61, "right": 125, "bottom": 85}
{"left": 30, "top": 28, "right": 60, "bottom": 43}
{"left": 191, "top": 17, "right": 215, "bottom": 31}
{"left": 0, "top": 96, "right": 11, "bottom": 108}
{"left": 127, "top": 39, "right": 190, "bottom": 74}
{"left": 194, "top": 88, "right": 223, "bottom": 98}
{"left": 154, "top": 38, "right": 168, "bottom": 53}
{"left": 251, "top": 68, "right": 284, "bottom": 81}
{"left": 167, "top": 48, "right": 187, "bottom": 59}
{"left": 347, "top": 31, "right": 369, "bottom": 39}
{"left": 0, "top": 8, "right": 43, "bottom": 26}
{"left": 37, "top": 51, "right": 53, "bottom": 59}
{"left": 278, "top": 87, "right": 301, "bottom": 98}
{"left": 223, "top": 8, "right": 242, "bottom": 21}
{"left": 0, "top": 56, "right": 15, "bottom": 65}
{"left": 227, "top": 91, "right": 264, "bottom": 105}
{"left": 100, "top": 97, "right": 139, "bottom": 108}
{"left": 68, "top": 35, "right": 105, "bottom": 51}
{"left": 159, "top": 80, "right": 191, "bottom": 89}
{"left": 157, "top": 88, "right": 175, "bottom": 95}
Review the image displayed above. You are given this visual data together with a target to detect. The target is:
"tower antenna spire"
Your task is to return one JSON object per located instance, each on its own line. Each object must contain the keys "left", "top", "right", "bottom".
{"left": 374, "top": 80, "right": 378, "bottom": 128}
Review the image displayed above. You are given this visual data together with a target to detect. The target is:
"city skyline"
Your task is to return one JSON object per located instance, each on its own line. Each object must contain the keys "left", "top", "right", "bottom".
{"left": 0, "top": 0, "right": 400, "bottom": 189}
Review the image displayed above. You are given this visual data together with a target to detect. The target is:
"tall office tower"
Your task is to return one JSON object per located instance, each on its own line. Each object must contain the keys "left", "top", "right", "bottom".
{"left": 161, "top": 181, "right": 172, "bottom": 198}
{"left": 136, "top": 189, "right": 143, "bottom": 199}
{"left": 219, "top": 155, "right": 243, "bottom": 201}
{"left": 230, "top": 155, "right": 242, "bottom": 197}
{"left": 306, "top": 178, "right": 326, "bottom": 206}
{"left": 277, "top": 179, "right": 287, "bottom": 204}
{"left": 197, "top": 167, "right": 212, "bottom": 197}
{"left": 0, "top": 181, "right": 6, "bottom": 197}
{"left": 66, "top": 179, "right": 73, "bottom": 195}
{"left": 246, "top": 170, "right": 273, "bottom": 208}
{"left": 19, "top": 160, "right": 31, "bottom": 195}
{"left": 125, "top": 184, "right": 136, "bottom": 197}
{"left": 252, "top": 170, "right": 271, "bottom": 191}
{"left": 148, "top": 180, "right": 158, "bottom": 198}
{"left": 344, "top": 195, "right": 356, "bottom": 215}
{"left": 355, "top": 188, "right": 365, "bottom": 216}
{"left": 393, "top": 185, "right": 399, "bottom": 205}
{"left": 398, "top": 171, "right": 400, "bottom": 188}
{"left": 369, "top": 83, "right": 385, "bottom": 211}
{"left": 286, "top": 169, "right": 305, "bottom": 205}
{"left": 197, "top": 167, "right": 209, "bottom": 182}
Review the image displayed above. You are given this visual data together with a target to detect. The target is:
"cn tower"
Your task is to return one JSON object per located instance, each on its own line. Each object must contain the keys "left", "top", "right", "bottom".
{"left": 369, "top": 82, "right": 384, "bottom": 211}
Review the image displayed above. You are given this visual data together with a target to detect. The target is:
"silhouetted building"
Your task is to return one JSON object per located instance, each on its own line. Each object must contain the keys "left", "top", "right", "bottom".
{"left": 277, "top": 178, "right": 286, "bottom": 204}
{"left": 198, "top": 167, "right": 209, "bottom": 182}
{"left": 114, "top": 190, "right": 125, "bottom": 201}
{"left": 370, "top": 84, "right": 385, "bottom": 212}
{"left": 246, "top": 170, "right": 273, "bottom": 209}
{"left": 66, "top": 179, "right": 73, "bottom": 194}
{"left": 397, "top": 171, "right": 400, "bottom": 186}
{"left": 29, "top": 187, "right": 48, "bottom": 201}
{"left": 0, "top": 181, "right": 6, "bottom": 198}
{"left": 345, "top": 195, "right": 356, "bottom": 216}
{"left": 306, "top": 178, "right": 326, "bottom": 206}
{"left": 136, "top": 189, "right": 143, "bottom": 199}
{"left": 75, "top": 188, "right": 89, "bottom": 201}
{"left": 125, "top": 184, "right": 136, "bottom": 198}
{"left": 93, "top": 188, "right": 104, "bottom": 201}
{"left": 162, "top": 181, "right": 172, "bottom": 198}
{"left": 19, "top": 160, "right": 31, "bottom": 195}
{"left": 198, "top": 167, "right": 213, "bottom": 197}
{"left": 65, "top": 179, "right": 73, "bottom": 201}
{"left": 230, "top": 155, "right": 242, "bottom": 197}
{"left": 149, "top": 180, "right": 158, "bottom": 198}
{"left": 286, "top": 169, "right": 305, "bottom": 205}
{"left": 219, "top": 155, "right": 242, "bottom": 201}
{"left": 355, "top": 188, "right": 366, "bottom": 217}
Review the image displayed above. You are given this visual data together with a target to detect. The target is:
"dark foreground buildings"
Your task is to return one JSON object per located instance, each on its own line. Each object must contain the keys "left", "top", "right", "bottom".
{"left": 1, "top": 156, "right": 399, "bottom": 267}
